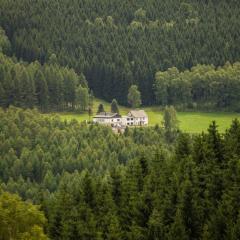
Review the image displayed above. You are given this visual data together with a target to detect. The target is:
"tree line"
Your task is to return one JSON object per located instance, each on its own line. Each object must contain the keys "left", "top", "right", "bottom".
{"left": 1, "top": 26, "right": 144, "bottom": 113}
{"left": 0, "top": 0, "right": 240, "bottom": 104}
{"left": 154, "top": 62, "right": 240, "bottom": 111}
{"left": 1, "top": 107, "right": 240, "bottom": 239}
{"left": 0, "top": 50, "right": 90, "bottom": 111}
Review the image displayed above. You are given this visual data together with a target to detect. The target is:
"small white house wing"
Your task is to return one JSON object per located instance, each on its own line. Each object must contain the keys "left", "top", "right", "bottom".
{"left": 126, "top": 110, "right": 148, "bottom": 126}
{"left": 93, "top": 112, "right": 122, "bottom": 125}
{"left": 93, "top": 110, "right": 148, "bottom": 127}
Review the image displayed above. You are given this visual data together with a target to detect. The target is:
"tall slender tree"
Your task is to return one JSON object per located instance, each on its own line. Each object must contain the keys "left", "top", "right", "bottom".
{"left": 35, "top": 69, "right": 48, "bottom": 110}
{"left": 128, "top": 85, "right": 142, "bottom": 108}
{"left": 111, "top": 99, "right": 119, "bottom": 114}
{"left": 97, "top": 103, "right": 105, "bottom": 113}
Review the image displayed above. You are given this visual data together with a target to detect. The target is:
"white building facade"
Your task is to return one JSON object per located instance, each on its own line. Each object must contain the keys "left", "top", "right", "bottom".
{"left": 123, "top": 110, "right": 148, "bottom": 126}
{"left": 93, "top": 110, "right": 148, "bottom": 127}
{"left": 93, "top": 112, "right": 122, "bottom": 126}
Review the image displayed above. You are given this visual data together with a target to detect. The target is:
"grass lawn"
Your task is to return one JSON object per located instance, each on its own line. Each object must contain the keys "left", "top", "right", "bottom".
{"left": 51, "top": 99, "right": 240, "bottom": 133}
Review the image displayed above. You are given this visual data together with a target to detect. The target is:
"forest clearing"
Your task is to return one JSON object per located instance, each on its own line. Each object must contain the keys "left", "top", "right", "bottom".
{"left": 52, "top": 99, "right": 240, "bottom": 133}
{"left": 1, "top": 0, "right": 240, "bottom": 238}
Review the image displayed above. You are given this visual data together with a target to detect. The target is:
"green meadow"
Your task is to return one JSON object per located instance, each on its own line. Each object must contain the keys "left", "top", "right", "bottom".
{"left": 51, "top": 99, "right": 240, "bottom": 133}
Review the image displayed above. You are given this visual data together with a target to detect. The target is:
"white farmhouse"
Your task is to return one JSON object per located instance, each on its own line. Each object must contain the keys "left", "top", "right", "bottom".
{"left": 93, "top": 110, "right": 148, "bottom": 127}
{"left": 122, "top": 110, "right": 148, "bottom": 126}
{"left": 93, "top": 112, "right": 122, "bottom": 126}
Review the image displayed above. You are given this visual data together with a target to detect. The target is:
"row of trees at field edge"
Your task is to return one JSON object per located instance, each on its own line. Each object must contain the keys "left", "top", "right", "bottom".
{"left": 2, "top": 22, "right": 240, "bottom": 112}
{"left": 97, "top": 85, "right": 142, "bottom": 114}
{"left": 1, "top": 107, "right": 240, "bottom": 239}
{"left": 0, "top": 50, "right": 142, "bottom": 113}
{"left": 97, "top": 100, "right": 120, "bottom": 115}
{"left": 154, "top": 62, "right": 240, "bottom": 111}
{"left": 1, "top": 28, "right": 143, "bottom": 112}
{"left": 0, "top": 52, "right": 92, "bottom": 111}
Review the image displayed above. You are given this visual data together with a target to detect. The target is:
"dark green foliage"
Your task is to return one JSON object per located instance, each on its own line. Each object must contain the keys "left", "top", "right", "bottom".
{"left": 207, "top": 121, "right": 224, "bottom": 163}
{"left": 1, "top": 1, "right": 240, "bottom": 237}
{"left": 19, "top": 69, "right": 36, "bottom": 108}
{"left": 111, "top": 99, "right": 119, "bottom": 114}
{"left": 75, "top": 85, "right": 89, "bottom": 111}
{"left": 1, "top": 107, "right": 240, "bottom": 239}
{"left": 35, "top": 69, "right": 48, "bottom": 110}
{"left": 162, "top": 105, "right": 179, "bottom": 142}
{"left": 0, "top": 26, "right": 10, "bottom": 54}
{"left": 97, "top": 103, "right": 105, "bottom": 113}
{"left": 1, "top": 0, "right": 240, "bottom": 104}
{"left": 175, "top": 133, "right": 192, "bottom": 159}
{"left": 154, "top": 63, "right": 240, "bottom": 110}
{"left": 0, "top": 51, "right": 88, "bottom": 111}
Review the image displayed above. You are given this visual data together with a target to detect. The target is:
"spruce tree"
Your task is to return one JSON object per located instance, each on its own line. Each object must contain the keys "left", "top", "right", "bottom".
{"left": 162, "top": 106, "right": 179, "bottom": 142}
{"left": 75, "top": 85, "right": 89, "bottom": 111}
{"left": 111, "top": 99, "right": 119, "bottom": 113}
{"left": 168, "top": 209, "right": 189, "bottom": 240}
{"left": 207, "top": 121, "right": 224, "bottom": 163}
{"left": 20, "top": 69, "right": 36, "bottom": 108}
{"left": 97, "top": 103, "right": 105, "bottom": 113}
{"left": 35, "top": 69, "right": 48, "bottom": 110}
{"left": 0, "top": 82, "right": 5, "bottom": 107}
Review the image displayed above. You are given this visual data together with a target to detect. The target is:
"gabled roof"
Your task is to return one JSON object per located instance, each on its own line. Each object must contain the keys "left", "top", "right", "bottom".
{"left": 94, "top": 112, "right": 121, "bottom": 118}
{"left": 128, "top": 110, "right": 147, "bottom": 118}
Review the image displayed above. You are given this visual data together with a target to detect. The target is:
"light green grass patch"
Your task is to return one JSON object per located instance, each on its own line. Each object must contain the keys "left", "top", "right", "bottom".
{"left": 144, "top": 107, "right": 240, "bottom": 133}
{"left": 175, "top": 112, "right": 240, "bottom": 133}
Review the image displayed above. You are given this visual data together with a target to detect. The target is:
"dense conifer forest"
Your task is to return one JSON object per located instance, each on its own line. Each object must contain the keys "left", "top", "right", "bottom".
{"left": 1, "top": 1, "right": 240, "bottom": 239}
{"left": 1, "top": 107, "right": 240, "bottom": 239}
{"left": 0, "top": 0, "right": 240, "bottom": 105}
{"left": 0, "top": 28, "right": 90, "bottom": 111}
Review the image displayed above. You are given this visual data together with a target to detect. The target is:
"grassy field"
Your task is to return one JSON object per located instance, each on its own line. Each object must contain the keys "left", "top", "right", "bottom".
{"left": 52, "top": 99, "right": 240, "bottom": 133}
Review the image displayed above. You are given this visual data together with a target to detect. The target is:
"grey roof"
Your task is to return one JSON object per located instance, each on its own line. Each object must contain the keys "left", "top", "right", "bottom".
{"left": 94, "top": 112, "right": 121, "bottom": 118}
{"left": 128, "top": 110, "right": 147, "bottom": 118}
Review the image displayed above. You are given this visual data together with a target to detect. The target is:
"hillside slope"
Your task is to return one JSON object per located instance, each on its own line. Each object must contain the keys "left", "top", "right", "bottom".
{"left": 1, "top": 0, "right": 240, "bottom": 104}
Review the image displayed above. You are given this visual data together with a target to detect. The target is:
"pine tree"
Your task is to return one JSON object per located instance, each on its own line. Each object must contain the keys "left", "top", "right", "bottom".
{"left": 168, "top": 209, "right": 189, "bottom": 240}
{"left": 82, "top": 171, "right": 96, "bottom": 209}
{"left": 175, "top": 133, "right": 192, "bottom": 159}
{"left": 20, "top": 69, "right": 36, "bottom": 108}
{"left": 232, "top": 213, "right": 240, "bottom": 240}
{"left": 111, "top": 99, "right": 119, "bottom": 114}
{"left": 0, "top": 82, "right": 5, "bottom": 107}
{"left": 2, "top": 70, "right": 14, "bottom": 107}
{"left": 89, "top": 90, "right": 94, "bottom": 109}
{"left": 162, "top": 106, "right": 179, "bottom": 142}
{"left": 207, "top": 121, "right": 224, "bottom": 163}
{"left": 97, "top": 103, "right": 105, "bottom": 113}
{"left": 106, "top": 216, "right": 122, "bottom": 240}
{"left": 75, "top": 85, "right": 89, "bottom": 111}
{"left": 35, "top": 69, "right": 48, "bottom": 110}
{"left": 148, "top": 209, "right": 164, "bottom": 239}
